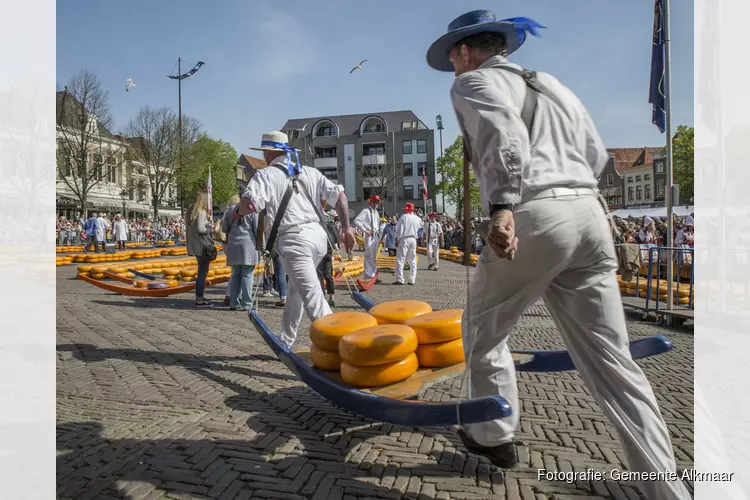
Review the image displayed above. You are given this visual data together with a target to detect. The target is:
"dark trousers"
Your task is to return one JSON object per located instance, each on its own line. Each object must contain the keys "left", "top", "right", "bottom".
{"left": 84, "top": 235, "right": 98, "bottom": 252}
{"left": 195, "top": 256, "right": 210, "bottom": 301}
{"left": 317, "top": 253, "right": 334, "bottom": 295}
{"left": 388, "top": 248, "right": 396, "bottom": 257}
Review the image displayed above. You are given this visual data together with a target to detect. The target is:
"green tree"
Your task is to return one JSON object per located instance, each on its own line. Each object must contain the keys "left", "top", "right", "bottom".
{"left": 670, "top": 125, "right": 694, "bottom": 204}
{"left": 182, "top": 135, "right": 238, "bottom": 209}
{"left": 434, "top": 136, "right": 481, "bottom": 217}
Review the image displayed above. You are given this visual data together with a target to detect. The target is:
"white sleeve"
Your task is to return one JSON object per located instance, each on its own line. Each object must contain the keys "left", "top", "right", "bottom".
{"left": 312, "top": 168, "right": 343, "bottom": 207}
{"left": 451, "top": 72, "right": 528, "bottom": 205}
{"left": 353, "top": 209, "right": 367, "bottom": 231}
{"left": 581, "top": 108, "right": 609, "bottom": 179}
{"left": 242, "top": 170, "right": 270, "bottom": 212}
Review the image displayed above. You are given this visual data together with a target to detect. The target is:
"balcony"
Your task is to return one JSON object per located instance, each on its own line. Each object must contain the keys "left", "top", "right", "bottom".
{"left": 314, "top": 157, "right": 338, "bottom": 169}
{"left": 362, "top": 154, "right": 387, "bottom": 166}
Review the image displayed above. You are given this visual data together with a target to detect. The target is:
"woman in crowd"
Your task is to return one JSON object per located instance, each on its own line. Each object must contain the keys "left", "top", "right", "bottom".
{"left": 222, "top": 195, "right": 259, "bottom": 311}
{"left": 186, "top": 191, "right": 213, "bottom": 308}
{"left": 383, "top": 216, "right": 398, "bottom": 257}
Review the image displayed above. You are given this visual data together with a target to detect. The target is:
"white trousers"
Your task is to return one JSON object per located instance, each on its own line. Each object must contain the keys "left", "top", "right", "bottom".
{"left": 462, "top": 194, "right": 690, "bottom": 500}
{"left": 395, "top": 237, "right": 417, "bottom": 284}
{"left": 364, "top": 234, "right": 379, "bottom": 278}
{"left": 427, "top": 240, "right": 440, "bottom": 268}
{"left": 277, "top": 225, "right": 331, "bottom": 347}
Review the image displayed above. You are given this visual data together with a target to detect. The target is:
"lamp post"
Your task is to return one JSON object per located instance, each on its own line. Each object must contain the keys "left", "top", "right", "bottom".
{"left": 436, "top": 114, "right": 444, "bottom": 213}
{"left": 119, "top": 189, "right": 129, "bottom": 219}
{"left": 168, "top": 59, "right": 205, "bottom": 217}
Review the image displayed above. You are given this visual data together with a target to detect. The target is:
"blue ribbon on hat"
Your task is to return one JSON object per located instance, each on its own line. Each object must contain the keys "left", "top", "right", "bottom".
{"left": 501, "top": 17, "right": 547, "bottom": 41}
{"left": 262, "top": 140, "right": 302, "bottom": 176}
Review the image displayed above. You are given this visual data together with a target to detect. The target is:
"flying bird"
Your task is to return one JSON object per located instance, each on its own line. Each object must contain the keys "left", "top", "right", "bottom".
{"left": 125, "top": 78, "right": 136, "bottom": 91}
{"left": 350, "top": 59, "right": 368, "bottom": 74}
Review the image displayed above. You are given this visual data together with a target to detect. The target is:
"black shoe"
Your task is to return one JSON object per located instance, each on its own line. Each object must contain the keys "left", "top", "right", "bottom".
{"left": 274, "top": 300, "right": 286, "bottom": 308}
{"left": 457, "top": 428, "right": 517, "bottom": 469}
{"left": 394, "top": 281, "right": 404, "bottom": 285}
{"left": 328, "top": 297, "right": 336, "bottom": 307}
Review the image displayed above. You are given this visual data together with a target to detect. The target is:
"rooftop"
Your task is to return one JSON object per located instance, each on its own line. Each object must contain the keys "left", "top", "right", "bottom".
{"left": 607, "top": 147, "right": 663, "bottom": 174}
{"left": 281, "top": 110, "right": 428, "bottom": 138}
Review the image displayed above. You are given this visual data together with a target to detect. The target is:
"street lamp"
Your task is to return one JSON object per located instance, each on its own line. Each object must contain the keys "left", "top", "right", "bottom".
{"left": 436, "top": 114, "right": 444, "bottom": 213}
{"left": 168, "top": 59, "right": 205, "bottom": 217}
{"left": 119, "top": 189, "right": 129, "bottom": 219}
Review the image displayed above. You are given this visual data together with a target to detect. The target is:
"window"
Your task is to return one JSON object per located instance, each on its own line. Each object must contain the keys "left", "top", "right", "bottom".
{"left": 361, "top": 117, "right": 385, "bottom": 134}
{"left": 401, "top": 121, "right": 414, "bottom": 131}
{"left": 636, "top": 186, "right": 642, "bottom": 200}
{"left": 606, "top": 174, "right": 613, "bottom": 186}
{"left": 57, "top": 146, "right": 71, "bottom": 178}
{"left": 315, "top": 146, "right": 337, "bottom": 158}
{"left": 402, "top": 162, "right": 413, "bottom": 177}
{"left": 628, "top": 187, "right": 633, "bottom": 201}
{"left": 635, "top": 175, "right": 641, "bottom": 182}
{"left": 645, "top": 184, "right": 651, "bottom": 199}
{"left": 644, "top": 174, "right": 651, "bottom": 180}
{"left": 363, "top": 165, "right": 380, "bottom": 178}
{"left": 417, "top": 162, "right": 427, "bottom": 177}
{"left": 403, "top": 185, "right": 414, "bottom": 200}
{"left": 315, "top": 121, "right": 336, "bottom": 137}
{"left": 656, "top": 178, "right": 666, "bottom": 197}
{"left": 417, "top": 139, "right": 427, "bottom": 154}
{"left": 320, "top": 168, "right": 337, "bottom": 182}
{"left": 107, "top": 155, "right": 117, "bottom": 183}
{"left": 93, "top": 153, "right": 104, "bottom": 181}
{"left": 655, "top": 161, "right": 665, "bottom": 174}
{"left": 627, "top": 176, "right": 633, "bottom": 183}
{"left": 402, "top": 140, "right": 412, "bottom": 154}
{"left": 363, "top": 144, "right": 385, "bottom": 156}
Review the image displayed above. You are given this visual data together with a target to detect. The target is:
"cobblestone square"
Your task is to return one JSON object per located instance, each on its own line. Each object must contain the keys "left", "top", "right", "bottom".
{"left": 57, "top": 255, "right": 694, "bottom": 499}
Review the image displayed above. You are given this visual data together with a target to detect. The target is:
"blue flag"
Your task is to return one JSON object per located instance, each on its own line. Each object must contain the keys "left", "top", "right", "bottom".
{"left": 649, "top": 0, "right": 666, "bottom": 133}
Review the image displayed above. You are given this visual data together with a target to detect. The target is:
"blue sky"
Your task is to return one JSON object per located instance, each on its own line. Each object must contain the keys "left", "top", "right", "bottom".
{"left": 57, "top": 0, "right": 694, "bottom": 159}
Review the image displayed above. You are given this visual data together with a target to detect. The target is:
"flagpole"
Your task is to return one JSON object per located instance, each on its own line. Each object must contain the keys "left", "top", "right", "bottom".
{"left": 663, "top": 0, "right": 675, "bottom": 311}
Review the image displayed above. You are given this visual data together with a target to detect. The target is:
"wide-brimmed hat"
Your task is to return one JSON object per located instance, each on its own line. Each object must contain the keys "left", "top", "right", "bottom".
{"left": 426, "top": 11, "right": 546, "bottom": 72}
{"left": 248, "top": 131, "right": 299, "bottom": 152}
{"left": 404, "top": 203, "right": 415, "bottom": 213}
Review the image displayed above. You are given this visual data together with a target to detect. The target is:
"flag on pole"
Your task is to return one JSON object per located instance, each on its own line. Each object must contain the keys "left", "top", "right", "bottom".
{"left": 207, "top": 166, "right": 213, "bottom": 218}
{"left": 649, "top": 0, "right": 666, "bottom": 133}
{"left": 422, "top": 173, "right": 429, "bottom": 199}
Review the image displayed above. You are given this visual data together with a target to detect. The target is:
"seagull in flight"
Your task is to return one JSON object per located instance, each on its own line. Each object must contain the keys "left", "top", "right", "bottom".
{"left": 350, "top": 59, "right": 368, "bottom": 74}
{"left": 125, "top": 78, "right": 136, "bottom": 92}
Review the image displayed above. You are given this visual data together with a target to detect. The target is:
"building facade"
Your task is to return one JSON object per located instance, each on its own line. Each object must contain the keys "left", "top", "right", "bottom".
{"left": 608, "top": 147, "right": 663, "bottom": 208}
{"left": 597, "top": 153, "right": 624, "bottom": 210}
{"left": 55, "top": 91, "right": 179, "bottom": 219}
{"left": 280, "top": 111, "right": 436, "bottom": 216}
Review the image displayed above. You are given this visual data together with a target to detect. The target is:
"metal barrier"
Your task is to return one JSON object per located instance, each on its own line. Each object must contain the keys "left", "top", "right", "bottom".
{"left": 617, "top": 244, "right": 694, "bottom": 314}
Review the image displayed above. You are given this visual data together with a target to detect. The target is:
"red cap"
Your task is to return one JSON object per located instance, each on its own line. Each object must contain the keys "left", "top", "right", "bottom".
{"left": 429, "top": 212, "right": 438, "bottom": 217}
{"left": 370, "top": 195, "right": 381, "bottom": 203}
{"left": 404, "top": 203, "right": 415, "bottom": 212}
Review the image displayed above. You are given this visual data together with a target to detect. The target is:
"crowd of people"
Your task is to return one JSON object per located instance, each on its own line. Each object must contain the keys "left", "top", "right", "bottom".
{"left": 56, "top": 214, "right": 186, "bottom": 247}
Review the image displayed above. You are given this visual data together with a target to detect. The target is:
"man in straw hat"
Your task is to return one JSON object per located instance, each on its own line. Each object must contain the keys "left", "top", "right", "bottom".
{"left": 427, "top": 10, "right": 689, "bottom": 500}
{"left": 394, "top": 202, "right": 422, "bottom": 285}
{"left": 425, "top": 212, "right": 443, "bottom": 270}
{"left": 234, "top": 131, "right": 355, "bottom": 347}
{"left": 353, "top": 195, "right": 383, "bottom": 281}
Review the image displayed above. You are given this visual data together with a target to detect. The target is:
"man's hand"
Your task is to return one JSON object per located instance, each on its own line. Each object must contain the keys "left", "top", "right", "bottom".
{"left": 341, "top": 228, "right": 356, "bottom": 253}
{"left": 487, "top": 210, "right": 518, "bottom": 260}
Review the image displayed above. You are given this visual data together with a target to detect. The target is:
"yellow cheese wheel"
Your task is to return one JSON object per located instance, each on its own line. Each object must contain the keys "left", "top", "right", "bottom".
{"left": 310, "top": 312, "right": 379, "bottom": 351}
{"left": 124, "top": 272, "right": 135, "bottom": 278}
{"left": 163, "top": 269, "right": 179, "bottom": 277}
{"left": 340, "top": 353, "right": 419, "bottom": 387}
{"left": 678, "top": 296, "right": 691, "bottom": 305}
{"left": 310, "top": 345, "right": 342, "bottom": 371}
{"left": 416, "top": 337, "right": 465, "bottom": 367}
{"left": 404, "top": 309, "right": 463, "bottom": 344}
{"left": 91, "top": 266, "right": 107, "bottom": 274}
{"left": 339, "top": 324, "right": 418, "bottom": 366}
{"left": 151, "top": 268, "right": 162, "bottom": 274}
{"left": 369, "top": 300, "right": 433, "bottom": 325}
{"left": 167, "top": 280, "right": 179, "bottom": 287}
{"left": 91, "top": 273, "right": 105, "bottom": 279}
{"left": 77, "top": 265, "right": 93, "bottom": 273}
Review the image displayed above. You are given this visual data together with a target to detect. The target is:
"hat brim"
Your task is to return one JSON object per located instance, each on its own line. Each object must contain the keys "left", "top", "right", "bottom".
{"left": 248, "top": 145, "right": 297, "bottom": 152}
{"left": 426, "top": 22, "right": 522, "bottom": 72}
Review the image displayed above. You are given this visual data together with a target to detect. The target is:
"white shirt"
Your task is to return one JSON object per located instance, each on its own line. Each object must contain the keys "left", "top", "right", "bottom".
{"left": 354, "top": 206, "right": 381, "bottom": 236}
{"left": 242, "top": 156, "right": 343, "bottom": 236}
{"left": 639, "top": 229, "right": 655, "bottom": 244}
{"left": 425, "top": 221, "right": 443, "bottom": 242}
{"left": 395, "top": 213, "right": 423, "bottom": 240}
{"left": 450, "top": 55, "right": 609, "bottom": 208}
{"left": 675, "top": 228, "right": 693, "bottom": 246}
{"left": 113, "top": 220, "right": 129, "bottom": 241}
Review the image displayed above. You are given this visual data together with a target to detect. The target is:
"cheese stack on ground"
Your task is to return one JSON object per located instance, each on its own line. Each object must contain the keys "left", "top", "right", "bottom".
{"left": 309, "top": 312, "right": 378, "bottom": 371}
{"left": 405, "top": 309, "right": 465, "bottom": 367}
{"left": 368, "top": 300, "right": 433, "bottom": 325}
{"left": 338, "top": 324, "right": 419, "bottom": 387}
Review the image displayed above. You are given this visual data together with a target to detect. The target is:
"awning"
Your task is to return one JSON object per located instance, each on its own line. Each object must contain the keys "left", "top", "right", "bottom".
{"left": 609, "top": 205, "right": 695, "bottom": 218}
{"left": 157, "top": 208, "right": 182, "bottom": 218}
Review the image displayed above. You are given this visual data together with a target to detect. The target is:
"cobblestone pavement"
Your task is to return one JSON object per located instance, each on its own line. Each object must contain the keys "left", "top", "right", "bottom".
{"left": 57, "top": 253, "right": 694, "bottom": 500}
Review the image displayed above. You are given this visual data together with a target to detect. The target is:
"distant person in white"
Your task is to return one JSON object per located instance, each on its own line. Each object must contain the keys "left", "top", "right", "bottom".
{"left": 394, "top": 203, "right": 422, "bottom": 285}
{"left": 234, "top": 131, "right": 355, "bottom": 347}
{"left": 96, "top": 213, "right": 110, "bottom": 252}
{"left": 675, "top": 215, "right": 694, "bottom": 246}
{"left": 353, "top": 195, "right": 382, "bottom": 280}
{"left": 112, "top": 214, "right": 129, "bottom": 251}
{"left": 427, "top": 10, "right": 690, "bottom": 500}
{"left": 425, "top": 212, "right": 443, "bottom": 271}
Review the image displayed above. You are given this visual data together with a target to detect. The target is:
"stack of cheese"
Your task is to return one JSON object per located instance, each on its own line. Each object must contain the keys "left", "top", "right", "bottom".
{"left": 405, "top": 309, "right": 465, "bottom": 367}
{"left": 309, "top": 312, "right": 378, "bottom": 371}
{"left": 338, "top": 324, "right": 420, "bottom": 387}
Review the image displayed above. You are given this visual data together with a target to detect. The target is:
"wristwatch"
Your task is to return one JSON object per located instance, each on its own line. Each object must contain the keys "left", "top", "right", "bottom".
{"left": 489, "top": 203, "right": 514, "bottom": 216}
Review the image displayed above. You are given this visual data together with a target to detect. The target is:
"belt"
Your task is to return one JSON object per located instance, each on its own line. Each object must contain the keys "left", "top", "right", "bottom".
{"left": 401, "top": 235, "right": 416, "bottom": 239}
{"left": 522, "top": 186, "right": 598, "bottom": 203}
